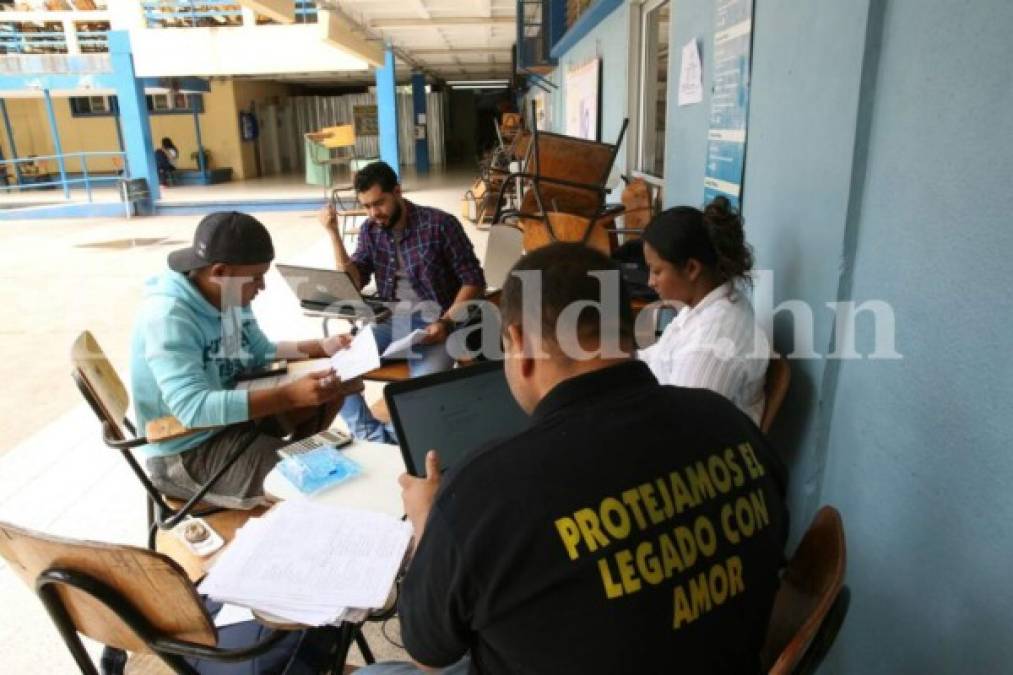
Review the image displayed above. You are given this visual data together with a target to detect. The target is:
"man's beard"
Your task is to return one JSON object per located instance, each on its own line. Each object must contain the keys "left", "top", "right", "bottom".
{"left": 380, "top": 200, "right": 403, "bottom": 229}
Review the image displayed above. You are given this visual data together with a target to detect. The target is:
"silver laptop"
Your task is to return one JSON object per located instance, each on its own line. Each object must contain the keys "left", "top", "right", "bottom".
{"left": 276, "top": 263, "right": 390, "bottom": 320}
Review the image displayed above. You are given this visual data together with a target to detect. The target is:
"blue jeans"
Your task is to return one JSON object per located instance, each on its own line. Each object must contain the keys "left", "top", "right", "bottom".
{"left": 340, "top": 313, "right": 455, "bottom": 444}
{"left": 355, "top": 655, "right": 470, "bottom": 674}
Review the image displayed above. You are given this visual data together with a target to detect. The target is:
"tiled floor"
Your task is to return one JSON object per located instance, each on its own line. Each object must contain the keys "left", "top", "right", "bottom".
{"left": 0, "top": 166, "right": 485, "bottom": 673}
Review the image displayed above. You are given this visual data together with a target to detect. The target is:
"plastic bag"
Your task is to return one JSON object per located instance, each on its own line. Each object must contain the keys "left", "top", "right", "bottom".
{"left": 277, "top": 446, "right": 362, "bottom": 494}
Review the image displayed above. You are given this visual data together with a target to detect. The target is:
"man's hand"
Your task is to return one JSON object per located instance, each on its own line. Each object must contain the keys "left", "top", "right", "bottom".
{"left": 398, "top": 450, "right": 441, "bottom": 540}
{"left": 282, "top": 369, "right": 349, "bottom": 408}
{"left": 322, "top": 333, "right": 354, "bottom": 355}
{"left": 318, "top": 203, "right": 339, "bottom": 238}
{"left": 420, "top": 319, "right": 451, "bottom": 345}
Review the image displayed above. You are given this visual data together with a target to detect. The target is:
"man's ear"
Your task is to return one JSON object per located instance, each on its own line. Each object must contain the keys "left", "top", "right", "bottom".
{"left": 392, "top": 184, "right": 403, "bottom": 200}
{"left": 506, "top": 323, "right": 537, "bottom": 378}
{"left": 208, "top": 262, "right": 229, "bottom": 279}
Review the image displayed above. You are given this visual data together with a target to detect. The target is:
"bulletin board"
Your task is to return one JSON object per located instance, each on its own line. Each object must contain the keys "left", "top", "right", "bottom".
{"left": 565, "top": 58, "right": 601, "bottom": 141}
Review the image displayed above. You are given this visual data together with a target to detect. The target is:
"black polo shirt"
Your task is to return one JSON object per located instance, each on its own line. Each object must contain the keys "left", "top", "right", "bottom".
{"left": 399, "top": 361, "right": 788, "bottom": 674}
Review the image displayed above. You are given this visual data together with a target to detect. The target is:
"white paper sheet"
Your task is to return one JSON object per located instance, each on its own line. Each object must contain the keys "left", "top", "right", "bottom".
{"left": 678, "top": 39, "right": 704, "bottom": 106}
{"left": 381, "top": 328, "right": 427, "bottom": 360}
{"left": 329, "top": 325, "right": 381, "bottom": 380}
{"left": 214, "top": 603, "right": 255, "bottom": 627}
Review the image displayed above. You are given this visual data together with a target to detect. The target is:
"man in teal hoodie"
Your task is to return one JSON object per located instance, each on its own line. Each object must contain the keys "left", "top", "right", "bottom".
{"left": 131, "top": 211, "right": 359, "bottom": 509}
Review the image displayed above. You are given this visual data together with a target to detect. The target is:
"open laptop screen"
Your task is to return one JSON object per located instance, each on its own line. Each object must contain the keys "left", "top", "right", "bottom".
{"left": 385, "top": 361, "right": 530, "bottom": 476}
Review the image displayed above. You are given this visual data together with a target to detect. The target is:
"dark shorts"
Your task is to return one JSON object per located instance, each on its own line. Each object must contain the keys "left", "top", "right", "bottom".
{"left": 145, "top": 419, "right": 287, "bottom": 510}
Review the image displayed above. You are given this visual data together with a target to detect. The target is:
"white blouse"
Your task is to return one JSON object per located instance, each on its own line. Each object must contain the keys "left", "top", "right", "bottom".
{"left": 638, "top": 282, "right": 771, "bottom": 425}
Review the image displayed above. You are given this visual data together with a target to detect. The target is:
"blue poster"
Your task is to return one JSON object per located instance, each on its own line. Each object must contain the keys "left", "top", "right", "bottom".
{"left": 703, "top": 0, "right": 755, "bottom": 208}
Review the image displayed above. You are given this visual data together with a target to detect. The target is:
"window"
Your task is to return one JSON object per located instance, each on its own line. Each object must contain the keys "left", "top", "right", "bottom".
{"left": 145, "top": 94, "right": 204, "bottom": 115}
{"left": 637, "top": 0, "right": 670, "bottom": 178}
{"left": 69, "top": 96, "right": 117, "bottom": 117}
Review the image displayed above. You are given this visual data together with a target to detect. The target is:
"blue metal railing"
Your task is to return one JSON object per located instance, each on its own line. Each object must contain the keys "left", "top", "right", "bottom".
{"left": 140, "top": 0, "right": 317, "bottom": 28}
{"left": 0, "top": 152, "right": 128, "bottom": 203}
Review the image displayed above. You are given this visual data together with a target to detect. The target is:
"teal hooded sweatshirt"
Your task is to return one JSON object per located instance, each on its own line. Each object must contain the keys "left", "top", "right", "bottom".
{"left": 130, "top": 271, "right": 276, "bottom": 458}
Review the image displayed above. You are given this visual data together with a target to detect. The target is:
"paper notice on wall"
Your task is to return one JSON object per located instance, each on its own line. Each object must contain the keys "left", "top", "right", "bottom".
{"left": 678, "top": 39, "right": 704, "bottom": 106}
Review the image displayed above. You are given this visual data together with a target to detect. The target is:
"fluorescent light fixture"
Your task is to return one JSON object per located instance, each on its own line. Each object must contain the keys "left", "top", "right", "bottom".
{"left": 445, "top": 79, "right": 510, "bottom": 86}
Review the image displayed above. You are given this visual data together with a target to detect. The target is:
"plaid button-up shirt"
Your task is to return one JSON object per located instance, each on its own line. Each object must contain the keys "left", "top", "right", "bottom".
{"left": 351, "top": 200, "right": 485, "bottom": 312}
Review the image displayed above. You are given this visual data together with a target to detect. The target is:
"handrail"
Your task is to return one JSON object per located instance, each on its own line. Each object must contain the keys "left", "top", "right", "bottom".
{"left": 1, "top": 151, "right": 127, "bottom": 203}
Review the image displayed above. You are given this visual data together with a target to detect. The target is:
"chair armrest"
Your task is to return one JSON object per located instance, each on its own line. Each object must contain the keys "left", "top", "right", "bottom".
{"left": 146, "top": 416, "right": 197, "bottom": 443}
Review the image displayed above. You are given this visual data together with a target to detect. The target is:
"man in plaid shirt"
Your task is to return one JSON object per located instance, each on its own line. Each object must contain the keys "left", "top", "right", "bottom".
{"left": 320, "top": 161, "right": 486, "bottom": 443}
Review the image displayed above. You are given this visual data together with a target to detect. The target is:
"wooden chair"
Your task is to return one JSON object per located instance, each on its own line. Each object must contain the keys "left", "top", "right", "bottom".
{"left": 761, "top": 355, "right": 791, "bottom": 434}
{"left": 0, "top": 520, "right": 357, "bottom": 674}
{"left": 70, "top": 331, "right": 263, "bottom": 579}
{"left": 492, "top": 102, "right": 629, "bottom": 254}
{"left": 762, "top": 506, "right": 850, "bottom": 675}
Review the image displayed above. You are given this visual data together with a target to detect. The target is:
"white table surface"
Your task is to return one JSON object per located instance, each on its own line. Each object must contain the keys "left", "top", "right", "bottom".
{"left": 262, "top": 440, "right": 406, "bottom": 518}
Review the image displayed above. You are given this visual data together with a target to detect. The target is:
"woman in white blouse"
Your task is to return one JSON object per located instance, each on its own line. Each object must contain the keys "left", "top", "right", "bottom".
{"left": 637, "top": 197, "right": 771, "bottom": 424}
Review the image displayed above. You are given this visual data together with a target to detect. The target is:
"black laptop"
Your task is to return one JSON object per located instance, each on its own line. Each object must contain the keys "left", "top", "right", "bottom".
{"left": 276, "top": 263, "right": 389, "bottom": 320}
{"left": 384, "top": 361, "right": 530, "bottom": 476}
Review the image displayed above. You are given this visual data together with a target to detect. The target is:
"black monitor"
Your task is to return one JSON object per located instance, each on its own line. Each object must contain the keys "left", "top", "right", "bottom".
{"left": 385, "top": 361, "right": 530, "bottom": 476}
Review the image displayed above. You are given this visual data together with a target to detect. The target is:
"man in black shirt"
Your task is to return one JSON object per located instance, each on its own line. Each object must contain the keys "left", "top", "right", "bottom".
{"left": 359, "top": 243, "right": 788, "bottom": 674}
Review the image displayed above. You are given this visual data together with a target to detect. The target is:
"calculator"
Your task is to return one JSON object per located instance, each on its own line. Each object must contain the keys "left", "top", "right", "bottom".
{"left": 276, "top": 429, "right": 353, "bottom": 460}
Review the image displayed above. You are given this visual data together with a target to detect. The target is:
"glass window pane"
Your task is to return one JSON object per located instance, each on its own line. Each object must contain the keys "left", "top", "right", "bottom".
{"left": 639, "top": 1, "right": 670, "bottom": 177}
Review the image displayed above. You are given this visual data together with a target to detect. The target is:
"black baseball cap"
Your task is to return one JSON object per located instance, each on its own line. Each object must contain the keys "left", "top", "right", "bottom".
{"left": 168, "top": 211, "right": 275, "bottom": 273}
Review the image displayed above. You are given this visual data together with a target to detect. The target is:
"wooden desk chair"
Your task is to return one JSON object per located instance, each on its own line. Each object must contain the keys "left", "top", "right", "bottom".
{"left": 70, "top": 331, "right": 262, "bottom": 578}
{"left": 0, "top": 520, "right": 357, "bottom": 674}
{"left": 762, "top": 506, "right": 850, "bottom": 675}
{"left": 362, "top": 361, "right": 410, "bottom": 383}
{"left": 761, "top": 355, "right": 791, "bottom": 435}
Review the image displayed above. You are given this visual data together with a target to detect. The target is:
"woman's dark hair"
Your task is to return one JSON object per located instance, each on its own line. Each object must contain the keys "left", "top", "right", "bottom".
{"left": 641, "top": 196, "right": 753, "bottom": 286}
{"left": 160, "top": 137, "right": 176, "bottom": 150}
{"left": 354, "top": 161, "right": 399, "bottom": 194}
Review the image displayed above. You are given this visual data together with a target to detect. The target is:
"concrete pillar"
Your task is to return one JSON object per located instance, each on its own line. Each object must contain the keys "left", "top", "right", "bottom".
{"left": 411, "top": 72, "right": 429, "bottom": 173}
{"left": 107, "top": 30, "right": 160, "bottom": 206}
{"left": 374, "top": 45, "right": 399, "bottom": 178}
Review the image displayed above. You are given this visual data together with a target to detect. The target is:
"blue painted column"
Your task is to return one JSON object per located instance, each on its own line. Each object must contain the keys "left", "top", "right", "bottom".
{"left": 192, "top": 94, "right": 207, "bottom": 180}
{"left": 0, "top": 99, "right": 23, "bottom": 186}
{"left": 375, "top": 45, "right": 400, "bottom": 178}
{"left": 107, "top": 30, "right": 160, "bottom": 206}
{"left": 411, "top": 72, "right": 429, "bottom": 173}
{"left": 42, "top": 89, "right": 71, "bottom": 199}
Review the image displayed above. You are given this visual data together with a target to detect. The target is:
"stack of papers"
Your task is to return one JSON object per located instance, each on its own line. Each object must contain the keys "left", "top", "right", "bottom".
{"left": 199, "top": 500, "right": 412, "bottom": 626}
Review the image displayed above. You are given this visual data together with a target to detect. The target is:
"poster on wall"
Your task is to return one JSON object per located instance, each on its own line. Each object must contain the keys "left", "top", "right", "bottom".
{"left": 532, "top": 90, "right": 550, "bottom": 132}
{"left": 353, "top": 104, "right": 379, "bottom": 137}
{"left": 565, "top": 58, "right": 601, "bottom": 141}
{"left": 703, "top": 0, "right": 755, "bottom": 208}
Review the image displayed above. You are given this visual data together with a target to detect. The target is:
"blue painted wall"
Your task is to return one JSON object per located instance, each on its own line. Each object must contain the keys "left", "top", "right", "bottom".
{"left": 547, "top": 3, "right": 629, "bottom": 187}
{"left": 817, "top": 0, "right": 1013, "bottom": 670}
{"left": 555, "top": 0, "right": 1013, "bottom": 670}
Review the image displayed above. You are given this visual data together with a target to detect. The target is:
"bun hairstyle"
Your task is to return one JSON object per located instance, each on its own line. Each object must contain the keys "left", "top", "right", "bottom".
{"left": 641, "top": 196, "right": 754, "bottom": 287}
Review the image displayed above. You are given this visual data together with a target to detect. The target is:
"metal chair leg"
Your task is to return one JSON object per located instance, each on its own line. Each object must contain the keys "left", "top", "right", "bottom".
{"left": 355, "top": 626, "right": 376, "bottom": 664}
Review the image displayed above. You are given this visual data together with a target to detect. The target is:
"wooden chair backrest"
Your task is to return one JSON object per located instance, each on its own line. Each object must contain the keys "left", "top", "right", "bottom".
{"left": 760, "top": 355, "right": 791, "bottom": 434}
{"left": 620, "top": 178, "right": 654, "bottom": 237}
{"left": 71, "top": 331, "right": 129, "bottom": 438}
{"left": 762, "top": 506, "right": 847, "bottom": 674}
{"left": 321, "top": 124, "right": 356, "bottom": 149}
{"left": 518, "top": 182, "right": 603, "bottom": 220}
{"left": 529, "top": 131, "right": 617, "bottom": 186}
{"left": 0, "top": 521, "right": 216, "bottom": 653}
{"left": 483, "top": 224, "right": 524, "bottom": 290}
{"left": 518, "top": 212, "right": 612, "bottom": 256}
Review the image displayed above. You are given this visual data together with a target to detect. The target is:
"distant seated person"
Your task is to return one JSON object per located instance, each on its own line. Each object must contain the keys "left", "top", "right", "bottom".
{"left": 154, "top": 137, "right": 179, "bottom": 187}
{"left": 638, "top": 197, "right": 771, "bottom": 424}
{"left": 358, "top": 243, "right": 788, "bottom": 674}
{"left": 131, "top": 211, "right": 361, "bottom": 509}
{"left": 319, "top": 161, "right": 485, "bottom": 443}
